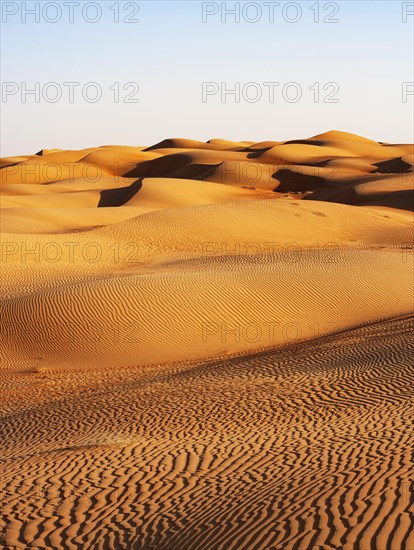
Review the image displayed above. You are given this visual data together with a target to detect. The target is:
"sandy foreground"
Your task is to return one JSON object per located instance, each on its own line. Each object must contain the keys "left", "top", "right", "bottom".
{"left": 0, "top": 130, "right": 413, "bottom": 549}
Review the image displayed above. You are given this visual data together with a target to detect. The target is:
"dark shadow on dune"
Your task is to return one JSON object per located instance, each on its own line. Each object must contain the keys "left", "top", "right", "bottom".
{"left": 0, "top": 161, "right": 20, "bottom": 170}
{"left": 124, "top": 154, "right": 192, "bottom": 178}
{"left": 168, "top": 163, "right": 221, "bottom": 180}
{"left": 244, "top": 147, "right": 274, "bottom": 158}
{"left": 371, "top": 157, "right": 412, "bottom": 174}
{"left": 360, "top": 190, "right": 414, "bottom": 211}
{"left": 278, "top": 158, "right": 333, "bottom": 168}
{"left": 246, "top": 147, "right": 334, "bottom": 168}
{"left": 124, "top": 153, "right": 221, "bottom": 181}
{"left": 272, "top": 169, "right": 330, "bottom": 193}
{"left": 284, "top": 139, "right": 325, "bottom": 147}
{"left": 143, "top": 139, "right": 178, "bottom": 151}
{"left": 303, "top": 159, "right": 333, "bottom": 168}
{"left": 98, "top": 178, "right": 143, "bottom": 207}
{"left": 206, "top": 140, "right": 247, "bottom": 152}
{"left": 304, "top": 187, "right": 414, "bottom": 212}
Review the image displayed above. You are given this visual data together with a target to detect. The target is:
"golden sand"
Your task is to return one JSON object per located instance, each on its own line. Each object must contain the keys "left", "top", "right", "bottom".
{"left": 1, "top": 131, "right": 413, "bottom": 549}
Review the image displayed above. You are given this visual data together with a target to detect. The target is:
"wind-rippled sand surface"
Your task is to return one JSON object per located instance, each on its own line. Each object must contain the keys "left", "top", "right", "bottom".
{"left": 1, "top": 317, "right": 413, "bottom": 549}
{"left": 1, "top": 131, "right": 413, "bottom": 549}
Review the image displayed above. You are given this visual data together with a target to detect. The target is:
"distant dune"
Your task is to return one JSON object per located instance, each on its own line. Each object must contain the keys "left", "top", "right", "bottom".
{"left": 1, "top": 130, "right": 413, "bottom": 234}
{"left": 1, "top": 132, "right": 413, "bottom": 549}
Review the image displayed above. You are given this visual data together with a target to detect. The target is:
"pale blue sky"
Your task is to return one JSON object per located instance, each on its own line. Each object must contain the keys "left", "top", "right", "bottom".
{"left": 1, "top": 1, "right": 413, "bottom": 155}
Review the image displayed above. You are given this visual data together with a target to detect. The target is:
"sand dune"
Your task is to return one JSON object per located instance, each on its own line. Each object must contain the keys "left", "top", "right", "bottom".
{"left": 1, "top": 199, "right": 413, "bottom": 369}
{"left": 2, "top": 130, "right": 412, "bottom": 234}
{"left": 1, "top": 316, "right": 413, "bottom": 549}
{"left": 1, "top": 132, "right": 413, "bottom": 549}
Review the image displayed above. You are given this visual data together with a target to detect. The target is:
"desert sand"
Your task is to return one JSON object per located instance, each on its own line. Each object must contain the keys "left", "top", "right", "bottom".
{"left": 1, "top": 131, "right": 413, "bottom": 549}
